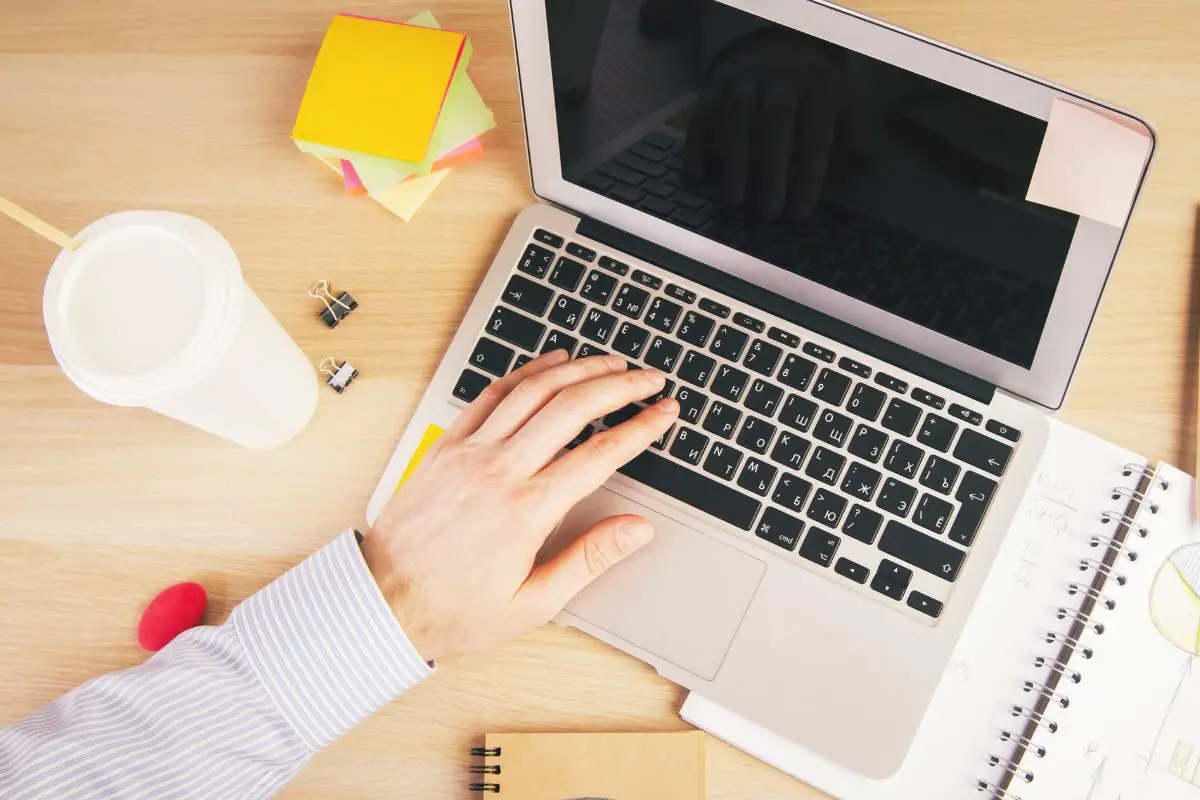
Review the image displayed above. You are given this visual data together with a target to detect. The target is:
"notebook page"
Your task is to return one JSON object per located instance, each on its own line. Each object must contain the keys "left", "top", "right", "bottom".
{"left": 682, "top": 418, "right": 1146, "bottom": 800}
{"left": 1023, "top": 463, "right": 1200, "bottom": 800}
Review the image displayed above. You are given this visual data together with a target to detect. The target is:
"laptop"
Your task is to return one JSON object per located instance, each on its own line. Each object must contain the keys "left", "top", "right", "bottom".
{"left": 367, "top": 0, "right": 1154, "bottom": 780}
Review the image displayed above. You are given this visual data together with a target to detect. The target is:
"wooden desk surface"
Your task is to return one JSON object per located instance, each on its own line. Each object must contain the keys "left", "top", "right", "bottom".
{"left": 1, "top": 1, "right": 1197, "bottom": 797}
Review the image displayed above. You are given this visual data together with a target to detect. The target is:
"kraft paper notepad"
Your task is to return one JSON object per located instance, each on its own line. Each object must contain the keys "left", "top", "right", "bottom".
{"left": 292, "top": 14, "right": 466, "bottom": 162}
{"left": 471, "top": 732, "right": 705, "bottom": 800}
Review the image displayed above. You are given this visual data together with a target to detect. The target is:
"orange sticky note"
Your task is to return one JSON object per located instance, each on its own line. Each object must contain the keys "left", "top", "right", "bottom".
{"left": 395, "top": 424, "right": 445, "bottom": 491}
{"left": 292, "top": 14, "right": 466, "bottom": 162}
{"left": 434, "top": 138, "right": 484, "bottom": 170}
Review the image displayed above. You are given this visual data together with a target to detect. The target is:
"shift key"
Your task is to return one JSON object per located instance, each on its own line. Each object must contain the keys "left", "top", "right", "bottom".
{"left": 879, "top": 520, "right": 965, "bottom": 582}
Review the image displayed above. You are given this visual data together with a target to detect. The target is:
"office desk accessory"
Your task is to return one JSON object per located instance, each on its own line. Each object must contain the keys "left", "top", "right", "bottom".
{"left": 320, "top": 358, "right": 358, "bottom": 394}
{"left": 307, "top": 280, "right": 357, "bottom": 328}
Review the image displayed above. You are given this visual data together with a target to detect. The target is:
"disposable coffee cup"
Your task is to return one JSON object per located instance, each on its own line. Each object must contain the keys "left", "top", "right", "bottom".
{"left": 42, "top": 210, "right": 318, "bottom": 448}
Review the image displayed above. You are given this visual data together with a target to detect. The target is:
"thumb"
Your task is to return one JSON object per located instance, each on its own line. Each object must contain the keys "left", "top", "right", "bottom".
{"left": 518, "top": 514, "right": 655, "bottom": 623}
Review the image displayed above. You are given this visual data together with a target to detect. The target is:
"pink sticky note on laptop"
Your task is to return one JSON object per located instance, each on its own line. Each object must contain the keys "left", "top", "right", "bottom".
{"left": 1025, "top": 97, "right": 1153, "bottom": 227}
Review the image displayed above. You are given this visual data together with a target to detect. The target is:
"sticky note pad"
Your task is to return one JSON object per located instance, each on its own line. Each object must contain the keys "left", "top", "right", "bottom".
{"left": 1026, "top": 97, "right": 1153, "bottom": 228}
{"left": 372, "top": 169, "right": 451, "bottom": 221}
{"left": 340, "top": 160, "right": 367, "bottom": 196}
{"left": 395, "top": 424, "right": 445, "bottom": 491}
{"left": 292, "top": 14, "right": 467, "bottom": 162}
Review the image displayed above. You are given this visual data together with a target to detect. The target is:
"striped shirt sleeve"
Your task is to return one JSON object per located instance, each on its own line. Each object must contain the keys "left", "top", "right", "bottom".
{"left": 0, "top": 531, "right": 432, "bottom": 800}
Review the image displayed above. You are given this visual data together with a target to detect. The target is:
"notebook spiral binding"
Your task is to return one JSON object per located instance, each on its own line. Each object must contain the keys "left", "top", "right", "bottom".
{"left": 974, "top": 462, "right": 1171, "bottom": 800}
{"left": 469, "top": 747, "right": 502, "bottom": 793}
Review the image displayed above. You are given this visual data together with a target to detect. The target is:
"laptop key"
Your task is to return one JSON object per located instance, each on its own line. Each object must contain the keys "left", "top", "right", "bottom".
{"left": 907, "top": 591, "right": 943, "bottom": 619}
{"left": 838, "top": 357, "right": 871, "bottom": 379}
{"left": 644, "top": 378, "right": 676, "bottom": 406}
{"left": 468, "top": 337, "right": 515, "bottom": 377}
{"left": 948, "top": 403, "right": 983, "bottom": 426}
{"left": 517, "top": 243, "right": 555, "bottom": 278}
{"left": 675, "top": 387, "right": 708, "bottom": 425}
{"left": 576, "top": 344, "right": 608, "bottom": 359}
{"left": 664, "top": 284, "right": 695, "bottom": 304}
{"left": 733, "top": 312, "right": 765, "bottom": 333}
{"left": 871, "top": 560, "right": 913, "bottom": 601}
{"left": 756, "top": 507, "right": 804, "bottom": 551}
{"left": 953, "top": 429, "right": 1014, "bottom": 477}
{"left": 502, "top": 274, "right": 554, "bottom": 316}
{"left": 512, "top": 354, "right": 532, "bottom": 372}
{"left": 669, "top": 426, "right": 709, "bottom": 466}
{"left": 780, "top": 394, "right": 818, "bottom": 433}
{"left": 880, "top": 520, "right": 965, "bottom": 581}
{"left": 702, "top": 401, "right": 741, "bottom": 439}
{"left": 848, "top": 424, "right": 888, "bottom": 464}
{"left": 678, "top": 311, "right": 716, "bottom": 347}
{"left": 884, "top": 440, "right": 925, "bottom": 479}
{"left": 619, "top": 449, "right": 761, "bottom": 531}
{"left": 841, "top": 462, "right": 881, "bottom": 502}
{"left": 814, "top": 409, "right": 853, "bottom": 448}
{"left": 778, "top": 354, "right": 816, "bottom": 391}
{"left": 950, "top": 471, "right": 997, "bottom": 547}
{"left": 799, "top": 528, "right": 840, "bottom": 568}
{"left": 612, "top": 283, "right": 651, "bottom": 319}
{"left": 486, "top": 306, "right": 546, "bottom": 351}
{"left": 580, "top": 270, "right": 618, "bottom": 305}
{"left": 877, "top": 478, "right": 917, "bottom": 518}
{"left": 711, "top": 364, "right": 750, "bottom": 403}
{"left": 565, "top": 242, "right": 596, "bottom": 262}
{"left": 651, "top": 424, "right": 675, "bottom": 451}
{"left": 679, "top": 350, "right": 717, "bottom": 387}
{"left": 805, "top": 446, "right": 846, "bottom": 486}
{"left": 452, "top": 369, "right": 491, "bottom": 403}
{"left": 985, "top": 419, "right": 1022, "bottom": 442}
{"left": 711, "top": 325, "right": 750, "bottom": 361}
{"left": 580, "top": 308, "right": 618, "bottom": 344}
{"left": 835, "top": 558, "right": 870, "bottom": 585}
{"left": 743, "top": 339, "right": 782, "bottom": 377}
{"left": 703, "top": 442, "right": 742, "bottom": 481}
{"left": 541, "top": 329, "right": 578, "bottom": 357}
{"left": 597, "top": 255, "right": 629, "bottom": 276}
{"left": 698, "top": 298, "right": 731, "bottom": 318}
{"left": 604, "top": 403, "right": 641, "bottom": 428}
{"left": 549, "top": 257, "right": 586, "bottom": 292}
{"left": 644, "top": 336, "right": 683, "bottom": 373}
{"left": 768, "top": 327, "right": 800, "bottom": 348}
{"left": 802, "top": 342, "right": 835, "bottom": 363}
{"left": 644, "top": 297, "right": 682, "bottom": 333}
{"left": 806, "top": 489, "right": 847, "bottom": 528}
{"left": 611, "top": 322, "right": 650, "bottom": 359}
{"left": 882, "top": 397, "right": 921, "bottom": 436}
{"left": 843, "top": 504, "right": 883, "bottom": 544}
{"left": 874, "top": 372, "right": 909, "bottom": 393}
{"left": 770, "top": 432, "right": 811, "bottom": 471}
{"left": 745, "top": 379, "right": 784, "bottom": 417}
{"left": 911, "top": 388, "right": 946, "bottom": 410}
{"left": 631, "top": 269, "right": 663, "bottom": 290}
{"left": 771, "top": 471, "right": 812, "bottom": 512}
{"left": 738, "top": 458, "right": 777, "bottom": 496}
{"left": 920, "top": 455, "right": 961, "bottom": 496}
{"left": 847, "top": 384, "right": 886, "bottom": 422}
{"left": 737, "top": 415, "right": 777, "bottom": 454}
{"left": 549, "top": 295, "right": 585, "bottom": 330}
{"left": 812, "top": 368, "right": 852, "bottom": 406}
{"left": 914, "top": 493, "right": 954, "bottom": 534}
{"left": 917, "top": 413, "right": 959, "bottom": 452}
{"left": 533, "top": 228, "right": 564, "bottom": 248}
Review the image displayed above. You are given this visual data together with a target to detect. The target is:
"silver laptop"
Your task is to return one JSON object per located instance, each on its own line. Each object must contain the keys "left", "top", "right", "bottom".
{"left": 368, "top": 0, "right": 1154, "bottom": 779}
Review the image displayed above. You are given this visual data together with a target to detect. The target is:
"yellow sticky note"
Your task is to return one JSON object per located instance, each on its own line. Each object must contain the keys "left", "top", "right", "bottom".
{"left": 371, "top": 169, "right": 451, "bottom": 221}
{"left": 396, "top": 424, "right": 445, "bottom": 491}
{"left": 292, "top": 14, "right": 466, "bottom": 162}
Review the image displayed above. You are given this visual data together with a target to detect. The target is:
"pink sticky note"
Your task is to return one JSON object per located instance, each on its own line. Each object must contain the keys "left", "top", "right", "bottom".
{"left": 1025, "top": 98, "right": 1153, "bottom": 227}
{"left": 341, "top": 159, "right": 368, "bottom": 196}
{"left": 434, "top": 138, "right": 483, "bottom": 170}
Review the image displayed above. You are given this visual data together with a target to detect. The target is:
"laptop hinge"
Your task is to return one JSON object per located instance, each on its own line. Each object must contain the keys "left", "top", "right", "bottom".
{"left": 576, "top": 216, "right": 996, "bottom": 406}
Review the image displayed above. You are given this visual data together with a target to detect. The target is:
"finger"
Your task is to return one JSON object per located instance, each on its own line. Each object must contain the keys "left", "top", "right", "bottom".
{"left": 443, "top": 348, "right": 571, "bottom": 441}
{"left": 537, "top": 396, "right": 679, "bottom": 502}
{"left": 715, "top": 77, "right": 760, "bottom": 206}
{"left": 753, "top": 81, "right": 799, "bottom": 221}
{"left": 505, "top": 368, "right": 669, "bottom": 471}
{"left": 472, "top": 354, "right": 628, "bottom": 443}
{"left": 785, "top": 75, "right": 842, "bottom": 223}
{"left": 516, "top": 514, "right": 655, "bottom": 625}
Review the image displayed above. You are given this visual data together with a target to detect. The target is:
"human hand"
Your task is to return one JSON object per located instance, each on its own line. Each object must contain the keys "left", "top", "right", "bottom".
{"left": 361, "top": 351, "right": 679, "bottom": 661}
{"left": 684, "top": 29, "right": 848, "bottom": 222}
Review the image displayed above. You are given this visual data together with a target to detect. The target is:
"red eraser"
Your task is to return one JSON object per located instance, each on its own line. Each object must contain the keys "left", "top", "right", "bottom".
{"left": 138, "top": 582, "right": 208, "bottom": 652}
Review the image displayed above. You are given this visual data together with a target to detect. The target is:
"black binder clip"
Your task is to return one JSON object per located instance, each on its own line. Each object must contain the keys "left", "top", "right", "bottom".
{"left": 319, "top": 358, "right": 358, "bottom": 394}
{"left": 308, "top": 280, "right": 357, "bottom": 328}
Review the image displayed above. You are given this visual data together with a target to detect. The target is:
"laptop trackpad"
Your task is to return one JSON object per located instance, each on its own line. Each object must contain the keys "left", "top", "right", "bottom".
{"left": 550, "top": 488, "right": 766, "bottom": 681}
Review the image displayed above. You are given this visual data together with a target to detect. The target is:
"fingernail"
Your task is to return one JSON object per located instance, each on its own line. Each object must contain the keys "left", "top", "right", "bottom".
{"left": 656, "top": 397, "right": 680, "bottom": 415}
{"left": 543, "top": 348, "right": 569, "bottom": 364}
{"left": 617, "top": 521, "right": 655, "bottom": 553}
{"left": 605, "top": 355, "right": 627, "bottom": 369}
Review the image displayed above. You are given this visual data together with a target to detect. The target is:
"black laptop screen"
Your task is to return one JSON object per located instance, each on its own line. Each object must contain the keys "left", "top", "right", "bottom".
{"left": 545, "top": 0, "right": 1079, "bottom": 368}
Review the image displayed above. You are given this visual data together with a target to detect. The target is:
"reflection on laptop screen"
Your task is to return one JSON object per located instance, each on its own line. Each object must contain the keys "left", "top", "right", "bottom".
{"left": 545, "top": 0, "right": 1080, "bottom": 368}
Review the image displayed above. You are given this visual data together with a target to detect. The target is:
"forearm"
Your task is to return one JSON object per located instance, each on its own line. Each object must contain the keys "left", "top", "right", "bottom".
{"left": 0, "top": 532, "right": 431, "bottom": 800}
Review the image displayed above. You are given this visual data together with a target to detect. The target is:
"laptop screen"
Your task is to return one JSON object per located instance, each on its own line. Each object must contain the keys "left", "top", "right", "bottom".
{"left": 545, "top": 0, "right": 1080, "bottom": 369}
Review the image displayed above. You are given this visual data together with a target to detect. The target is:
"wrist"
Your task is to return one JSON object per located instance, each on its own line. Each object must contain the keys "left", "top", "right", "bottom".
{"left": 359, "top": 528, "right": 436, "bottom": 662}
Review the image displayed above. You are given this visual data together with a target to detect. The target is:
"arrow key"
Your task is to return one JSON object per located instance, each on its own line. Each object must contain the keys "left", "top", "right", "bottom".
{"left": 953, "top": 428, "right": 1014, "bottom": 477}
{"left": 871, "top": 559, "right": 912, "bottom": 601}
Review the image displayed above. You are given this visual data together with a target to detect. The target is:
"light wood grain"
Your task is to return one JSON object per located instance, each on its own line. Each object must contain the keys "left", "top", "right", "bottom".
{"left": 0, "top": 1, "right": 1197, "bottom": 798}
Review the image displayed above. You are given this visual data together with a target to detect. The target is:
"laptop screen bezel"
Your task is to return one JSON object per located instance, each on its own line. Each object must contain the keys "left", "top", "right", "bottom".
{"left": 508, "top": 0, "right": 1155, "bottom": 410}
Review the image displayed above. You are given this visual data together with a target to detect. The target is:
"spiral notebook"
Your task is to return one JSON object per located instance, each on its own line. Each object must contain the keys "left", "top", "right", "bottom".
{"left": 682, "top": 418, "right": 1200, "bottom": 799}
{"left": 468, "top": 731, "right": 705, "bottom": 799}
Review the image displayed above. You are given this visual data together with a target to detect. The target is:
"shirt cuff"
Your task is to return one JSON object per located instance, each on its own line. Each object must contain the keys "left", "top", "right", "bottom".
{"left": 232, "top": 530, "right": 433, "bottom": 751}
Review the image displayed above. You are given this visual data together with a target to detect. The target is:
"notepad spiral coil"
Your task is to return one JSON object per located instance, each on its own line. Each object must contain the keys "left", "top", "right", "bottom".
{"left": 974, "top": 462, "right": 1170, "bottom": 800}
{"left": 469, "top": 746, "right": 503, "bottom": 793}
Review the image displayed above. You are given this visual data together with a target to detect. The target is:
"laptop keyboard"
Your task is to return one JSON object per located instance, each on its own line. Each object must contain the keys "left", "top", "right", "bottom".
{"left": 454, "top": 228, "right": 1023, "bottom": 622}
